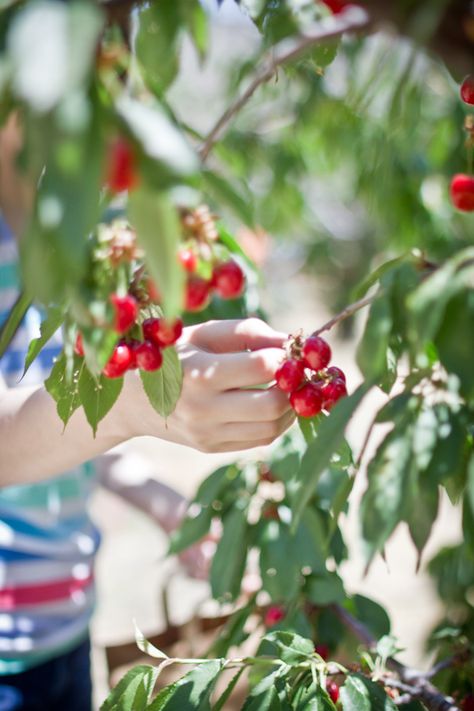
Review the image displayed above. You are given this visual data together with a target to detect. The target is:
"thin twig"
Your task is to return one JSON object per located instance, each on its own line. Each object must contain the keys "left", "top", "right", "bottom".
{"left": 198, "top": 7, "right": 371, "bottom": 162}
{"left": 313, "top": 293, "right": 376, "bottom": 336}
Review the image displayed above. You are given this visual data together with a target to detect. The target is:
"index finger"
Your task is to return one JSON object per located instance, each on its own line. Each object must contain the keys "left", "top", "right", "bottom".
{"left": 184, "top": 318, "right": 288, "bottom": 354}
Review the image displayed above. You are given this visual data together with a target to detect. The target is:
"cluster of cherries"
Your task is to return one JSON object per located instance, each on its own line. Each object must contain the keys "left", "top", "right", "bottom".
{"left": 275, "top": 333, "right": 347, "bottom": 417}
{"left": 450, "top": 75, "right": 474, "bottom": 212}
{"left": 75, "top": 293, "right": 183, "bottom": 379}
{"left": 178, "top": 205, "right": 246, "bottom": 312}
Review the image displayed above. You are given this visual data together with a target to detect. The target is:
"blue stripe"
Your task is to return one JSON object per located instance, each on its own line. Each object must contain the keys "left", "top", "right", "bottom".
{"left": 0, "top": 345, "right": 61, "bottom": 375}
{"left": 0, "top": 514, "right": 92, "bottom": 541}
{"left": 0, "top": 549, "right": 47, "bottom": 563}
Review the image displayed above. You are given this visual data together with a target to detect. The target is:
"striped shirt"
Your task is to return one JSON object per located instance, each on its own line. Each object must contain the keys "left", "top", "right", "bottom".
{"left": 0, "top": 219, "right": 100, "bottom": 673}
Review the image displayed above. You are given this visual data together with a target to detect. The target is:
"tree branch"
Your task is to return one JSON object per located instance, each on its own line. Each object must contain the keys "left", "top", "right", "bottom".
{"left": 330, "top": 604, "right": 461, "bottom": 711}
{"left": 198, "top": 6, "right": 371, "bottom": 162}
{"left": 313, "top": 293, "right": 376, "bottom": 336}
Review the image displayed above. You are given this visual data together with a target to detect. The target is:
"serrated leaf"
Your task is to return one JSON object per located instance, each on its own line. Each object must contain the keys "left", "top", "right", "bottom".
{"left": 294, "top": 685, "right": 337, "bottom": 711}
{"left": 242, "top": 669, "right": 288, "bottom": 711}
{"left": 100, "top": 664, "right": 158, "bottom": 711}
{"left": 261, "top": 631, "right": 314, "bottom": 665}
{"left": 210, "top": 504, "right": 249, "bottom": 600}
{"left": 22, "top": 305, "right": 64, "bottom": 377}
{"left": 157, "top": 660, "right": 224, "bottom": 711}
{"left": 340, "top": 674, "right": 397, "bottom": 711}
{"left": 129, "top": 190, "right": 185, "bottom": 319}
{"left": 77, "top": 366, "right": 123, "bottom": 436}
{"left": 168, "top": 505, "right": 213, "bottom": 555}
{"left": 0, "top": 291, "right": 31, "bottom": 358}
{"left": 44, "top": 352, "right": 81, "bottom": 427}
{"left": 291, "top": 383, "right": 371, "bottom": 530}
{"left": 140, "top": 346, "right": 183, "bottom": 418}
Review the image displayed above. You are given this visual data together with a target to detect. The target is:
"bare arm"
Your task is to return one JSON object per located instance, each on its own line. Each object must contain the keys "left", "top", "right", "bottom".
{"left": 0, "top": 319, "right": 294, "bottom": 487}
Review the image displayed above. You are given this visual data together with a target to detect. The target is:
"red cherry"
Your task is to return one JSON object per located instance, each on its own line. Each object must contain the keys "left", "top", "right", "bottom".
{"left": 275, "top": 358, "right": 305, "bottom": 393}
{"left": 326, "top": 680, "right": 340, "bottom": 704}
{"left": 302, "top": 335, "right": 331, "bottom": 371}
{"left": 462, "top": 695, "right": 474, "bottom": 711}
{"left": 110, "top": 294, "right": 138, "bottom": 334}
{"left": 103, "top": 343, "right": 133, "bottom": 378}
{"left": 290, "top": 383, "right": 323, "bottom": 418}
{"left": 212, "top": 260, "right": 245, "bottom": 299}
{"left": 185, "top": 276, "right": 211, "bottom": 312}
{"left": 264, "top": 605, "right": 286, "bottom": 628}
{"left": 74, "top": 333, "right": 84, "bottom": 357}
{"left": 321, "top": 0, "right": 353, "bottom": 13}
{"left": 105, "top": 137, "right": 139, "bottom": 193}
{"left": 142, "top": 317, "right": 160, "bottom": 343}
{"left": 178, "top": 248, "right": 198, "bottom": 273}
{"left": 126, "top": 339, "right": 141, "bottom": 369}
{"left": 143, "top": 316, "right": 183, "bottom": 347}
{"left": 135, "top": 340, "right": 163, "bottom": 371}
{"left": 450, "top": 174, "right": 474, "bottom": 212}
{"left": 326, "top": 366, "right": 346, "bottom": 383}
{"left": 314, "top": 644, "right": 330, "bottom": 661}
{"left": 461, "top": 75, "right": 474, "bottom": 105}
{"left": 321, "top": 378, "right": 348, "bottom": 410}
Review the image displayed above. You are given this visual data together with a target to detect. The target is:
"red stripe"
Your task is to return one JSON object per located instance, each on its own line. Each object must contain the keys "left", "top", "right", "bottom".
{"left": 0, "top": 573, "right": 93, "bottom": 609}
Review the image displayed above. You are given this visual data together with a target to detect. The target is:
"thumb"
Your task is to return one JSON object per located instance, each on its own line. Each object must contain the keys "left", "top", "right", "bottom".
{"left": 186, "top": 318, "right": 288, "bottom": 354}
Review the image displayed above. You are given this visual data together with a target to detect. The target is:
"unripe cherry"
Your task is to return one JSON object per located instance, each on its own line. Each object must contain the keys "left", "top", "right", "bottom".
{"left": 264, "top": 605, "right": 286, "bottom": 628}
{"left": 302, "top": 335, "right": 331, "bottom": 371}
{"left": 74, "top": 333, "right": 84, "bottom": 357}
{"left": 326, "top": 680, "right": 340, "bottom": 704}
{"left": 212, "top": 260, "right": 245, "bottom": 299}
{"left": 178, "top": 248, "right": 198, "bottom": 273}
{"left": 461, "top": 75, "right": 474, "bottom": 105}
{"left": 290, "top": 383, "right": 323, "bottom": 418}
{"left": 110, "top": 294, "right": 138, "bottom": 334}
{"left": 135, "top": 340, "right": 163, "bottom": 371}
{"left": 103, "top": 343, "right": 133, "bottom": 378}
{"left": 450, "top": 174, "right": 474, "bottom": 212}
{"left": 185, "top": 276, "right": 211, "bottom": 312}
{"left": 275, "top": 358, "right": 305, "bottom": 393}
{"left": 326, "top": 365, "right": 346, "bottom": 383}
{"left": 321, "top": 378, "right": 347, "bottom": 410}
{"left": 105, "top": 137, "right": 139, "bottom": 193}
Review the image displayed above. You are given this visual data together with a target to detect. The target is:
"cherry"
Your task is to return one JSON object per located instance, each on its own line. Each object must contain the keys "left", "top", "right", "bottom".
{"left": 326, "top": 366, "right": 346, "bottom": 383}
{"left": 326, "top": 680, "right": 340, "bottom": 704}
{"left": 110, "top": 294, "right": 138, "bottom": 334}
{"left": 302, "top": 335, "right": 331, "bottom": 371}
{"left": 74, "top": 333, "right": 84, "bottom": 357}
{"left": 105, "top": 137, "right": 139, "bottom": 193}
{"left": 264, "top": 605, "right": 286, "bottom": 628}
{"left": 321, "top": 0, "right": 353, "bottom": 13}
{"left": 185, "top": 276, "right": 211, "bottom": 312}
{"left": 143, "top": 316, "right": 183, "bottom": 347}
{"left": 321, "top": 378, "right": 348, "bottom": 410}
{"left": 461, "top": 75, "right": 474, "bottom": 105}
{"left": 103, "top": 343, "right": 133, "bottom": 378}
{"left": 450, "top": 174, "right": 474, "bottom": 212}
{"left": 314, "top": 644, "right": 330, "bottom": 661}
{"left": 212, "top": 260, "right": 245, "bottom": 299}
{"left": 290, "top": 383, "right": 323, "bottom": 418}
{"left": 462, "top": 695, "right": 474, "bottom": 711}
{"left": 178, "top": 248, "right": 198, "bottom": 273}
{"left": 275, "top": 358, "right": 305, "bottom": 393}
{"left": 135, "top": 340, "right": 163, "bottom": 371}
{"left": 259, "top": 465, "right": 276, "bottom": 483}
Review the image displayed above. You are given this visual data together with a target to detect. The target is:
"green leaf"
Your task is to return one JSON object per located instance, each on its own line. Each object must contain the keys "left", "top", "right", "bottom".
{"left": 306, "top": 571, "right": 345, "bottom": 606}
{"left": 210, "top": 504, "right": 249, "bottom": 600}
{"left": 352, "top": 255, "right": 408, "bottom": 300}
{"left": 135, "top": 1, "right": 181, "bottom": 92}
{"left": 293, "top": 508, "right": 327, "bottom": 574}
{"left": 294, "top": 685, "right": 337, "bottom": 711}
{"left": 356, "top": 293, "right": 393, "bottom": 385}
{"left": 134, "top": 621, "right": 168, "bottom": 660}
{"left": 194, "top": 465, "right": 239, "bottom": 506}
{"left": 242, "top": 670, "right": 288, "bottom": 711}
{"left": 259, "top": 521, "right": 302, "bottom": 601}
{"left": 340, "top": 674, "right": 397, "bottom": 711}
{"left": 44, "top": 352, "right": 81, "bottom": 427}
{"left": 129, "top": 189, "right": 185, "bottom": 319}
{"left": 406, "top": 474, "right": 439, "bottom": 568}
{"left": 168, "top": 505, "right": 213, "bottom": 555}
{"left": 202, "top": 170, "right": 254, "bottom": 225}
{"left": 77, "top": 366, "right": 123, "bottom": 437}
{"left": 349, "top": 595, "right": 391, "bottom": 640}
{"left": 183, "top": 1, "right": 208, "bottom": 59}
{"left": 211, "top": 669, "right": 244, "bottom": 711}
{"left": 434, "top": 291, "right": 474, "bottom": 401}
{"left": 217, "top": 223, "right": 258, "bottom": 271}
{"left": 261, "top": 631, "right": 314, "bottom": 665}
{"left": 100, "top": 664, "right": 158, "bottom": 711}
{"left": 22, "top": 305, "right": 64, "bottom": 377}
{"left": 0, "top": 291, "right": 31, "bottom": 358}
{"left": 209, "top": 596, "right": 255, "bottom": 658}
{"left": 140, "top": 346, "right": 183, "bottom": 418}
{"left": 158, "top": 660, "right": 224, "bottom": 711}
{"left": 291, "top": 383, "right": 371, "bottom": 530}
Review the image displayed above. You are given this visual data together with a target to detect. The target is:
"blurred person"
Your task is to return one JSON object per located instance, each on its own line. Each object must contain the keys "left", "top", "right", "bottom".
{"left": 0, "top": 115, "right": 293, "bottom": 710}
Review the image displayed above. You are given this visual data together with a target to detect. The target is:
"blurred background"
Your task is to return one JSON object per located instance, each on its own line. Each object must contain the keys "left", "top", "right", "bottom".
{"left": 90, "top": 1, "right": 468, "bottom": 706}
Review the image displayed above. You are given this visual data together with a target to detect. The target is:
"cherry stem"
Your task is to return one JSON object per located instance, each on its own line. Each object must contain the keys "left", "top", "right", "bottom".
{"left": 199, "top": 7, "right": 371, "bottom": 162}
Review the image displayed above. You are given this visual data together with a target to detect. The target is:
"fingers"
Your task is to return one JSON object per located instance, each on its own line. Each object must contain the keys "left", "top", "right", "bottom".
{"left": 219, "top": 409, "right": 295, "bottom": 442}
{"left": 184, "top": 348, "right": 286, "bottom": 390}
{"left": 185, "top": 318, "right": 288, "bottom": 354}
{"left": 207, "top": 386, "right": 293, "bottom": 423}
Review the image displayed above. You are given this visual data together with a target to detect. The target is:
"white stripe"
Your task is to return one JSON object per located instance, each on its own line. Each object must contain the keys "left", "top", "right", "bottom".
{"left": 0, "top": 558, "right": 93, "bottom": 587}
{"left": 0, "top": 522, "right": 101, "bottom": 559}
{"left": 0, "top": 607, "right": 93, "bottom": 655}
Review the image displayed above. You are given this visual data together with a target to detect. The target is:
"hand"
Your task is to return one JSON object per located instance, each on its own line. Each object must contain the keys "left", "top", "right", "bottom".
{"left": 124, "top": 318, "right": 295, "bottom": 453}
